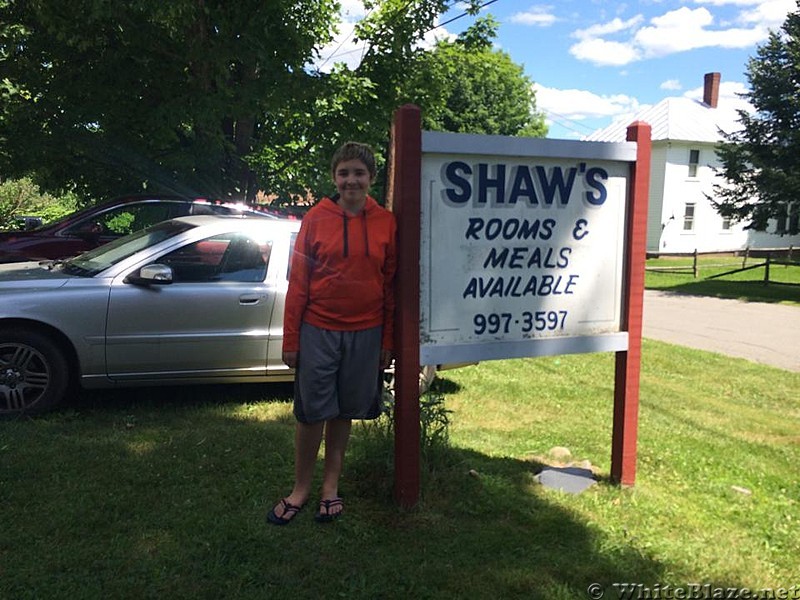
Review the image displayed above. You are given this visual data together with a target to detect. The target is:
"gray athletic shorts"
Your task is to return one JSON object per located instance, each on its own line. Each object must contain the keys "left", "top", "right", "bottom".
{"left": 294, "top": 322, "right": 384, "bottom": 424}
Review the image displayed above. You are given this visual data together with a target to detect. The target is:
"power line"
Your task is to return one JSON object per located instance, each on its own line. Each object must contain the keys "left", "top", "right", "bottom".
{"left": 431, "top": 0, "right": 500, "bottom": 32}
{"left": 320, "top": 0, "right": 502, "bottom": 66}
{"left": 317, "top": 5, "right": 374, "bottom": 70}
{"left": 543, "top": 108, "right": 599, "bottom": 135}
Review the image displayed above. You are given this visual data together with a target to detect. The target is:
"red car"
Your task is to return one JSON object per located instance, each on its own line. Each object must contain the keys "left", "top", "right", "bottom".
{"left": 0, "top": 195, "right": 286, "bottom": 263}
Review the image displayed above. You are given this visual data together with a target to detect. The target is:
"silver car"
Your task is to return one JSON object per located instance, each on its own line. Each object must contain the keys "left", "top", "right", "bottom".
{"left": 1, "top": 216, "right": 301, "bottom": 416}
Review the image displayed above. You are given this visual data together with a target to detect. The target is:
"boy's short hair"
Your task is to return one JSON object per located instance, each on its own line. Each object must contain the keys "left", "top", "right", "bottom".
{"left": 331, "top": 142, "right": 377, "bottom": 179}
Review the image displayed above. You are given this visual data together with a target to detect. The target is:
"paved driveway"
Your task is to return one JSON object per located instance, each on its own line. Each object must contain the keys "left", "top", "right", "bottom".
{"left": 643, "top": 290, "right": 800, "bottom": 372}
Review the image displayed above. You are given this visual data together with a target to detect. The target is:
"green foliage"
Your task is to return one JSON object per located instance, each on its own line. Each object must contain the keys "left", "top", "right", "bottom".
{"left": 1, "top": 2, "right": 547, "bottom": 205}
{"left": 103, "top": 212, "right": 136, "bottom": 235}
{"left": 362, "top": 385, "right": 453, "bottom": 470}
{"left": 0, "top": 177, "right": 79, "bottom": 230}
{"left": 713, "top": 2, "right": 800, "bottom": 232}
{"left": 401, "top": 17, "right": 548, "bottom": 137}
{"left": 0, "top": 0, "right": 339, "bottom": 201}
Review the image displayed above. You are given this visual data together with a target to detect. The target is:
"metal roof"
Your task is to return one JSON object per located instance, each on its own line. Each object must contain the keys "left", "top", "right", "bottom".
{"left": 584, "top": 97, "right": 743, "bottom": 144}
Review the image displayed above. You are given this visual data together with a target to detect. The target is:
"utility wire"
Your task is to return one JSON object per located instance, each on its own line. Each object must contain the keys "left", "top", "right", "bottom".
{"left": 543, "top": 108, "right": 600, "bottom": 136}
{"left": 432, "top": 0, "right": 500, "bottom": 32}
{"left": 321, "top": 0, "right": 502, "bottom": 65}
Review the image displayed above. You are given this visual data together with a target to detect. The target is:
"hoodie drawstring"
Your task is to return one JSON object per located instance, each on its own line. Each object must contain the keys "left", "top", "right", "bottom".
{"left": 334, "top": 196, "right": 370, "bottom": 258}
{"left": 342, "top": 213, "right": 349, "bottom": 257}
{"left": 362, "top": 210, "right": 370, "bottom": 257}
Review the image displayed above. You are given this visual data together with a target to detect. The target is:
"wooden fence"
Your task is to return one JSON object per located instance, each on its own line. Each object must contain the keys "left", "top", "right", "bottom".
{"left": 646, "top": 246, "right": 799, "bottom": 286}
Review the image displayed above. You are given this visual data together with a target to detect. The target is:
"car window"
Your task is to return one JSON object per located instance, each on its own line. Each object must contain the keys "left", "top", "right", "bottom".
{"left": 65, "top": 202, "right": 189, "bottom": 236}
{"left": 63, "top": 220, "right": 197, "bottom": 276}
{"left": 158, "top": 233, "right": 272, "bottom": 283}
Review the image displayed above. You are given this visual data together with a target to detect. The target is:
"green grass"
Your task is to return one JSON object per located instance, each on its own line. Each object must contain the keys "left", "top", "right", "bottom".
{"left": 2, "top": 343, "right": 799, "bottom": 599}
{"left": 646, "top": 256, "right": 800, "bottom": 305}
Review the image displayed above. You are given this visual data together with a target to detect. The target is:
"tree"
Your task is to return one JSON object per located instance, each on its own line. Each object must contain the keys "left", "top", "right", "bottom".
{"left": 713, "top": 1, "right": 800, "bottom": 233}
{"left": 0, "top": 0, "right": 339, "bottom": 201}
{"left": 0, "top": 1, "right": 543, "bottom": 205}
{"left": 249, "top": 0, "right": 454, "bottom": 202}
{"left": 401, "top": 16, "right": 547, "bottom": 138}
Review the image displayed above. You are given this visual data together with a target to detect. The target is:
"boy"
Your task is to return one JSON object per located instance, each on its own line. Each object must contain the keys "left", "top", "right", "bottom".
{"left": 268, "top": 142, "right": 397, "bottom": 524}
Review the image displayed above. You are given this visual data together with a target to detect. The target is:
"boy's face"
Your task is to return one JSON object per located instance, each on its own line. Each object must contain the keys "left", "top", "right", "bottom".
{"left": 333, "top": 158, "right": 373, "bottom": 205}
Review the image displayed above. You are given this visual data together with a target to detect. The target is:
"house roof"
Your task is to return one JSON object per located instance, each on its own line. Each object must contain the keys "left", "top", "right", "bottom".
{"left": 584, "top": 96, "right": 742, "bottom": 144}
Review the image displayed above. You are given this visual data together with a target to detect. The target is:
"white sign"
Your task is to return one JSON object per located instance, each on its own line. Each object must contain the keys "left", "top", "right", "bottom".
{"left": 419, "top": 132, "right": 638, "bottom": 365}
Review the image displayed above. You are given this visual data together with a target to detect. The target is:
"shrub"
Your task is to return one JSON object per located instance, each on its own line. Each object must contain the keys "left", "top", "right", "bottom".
{"left": 0, "top": 177, "right": 80, "bottom": 230}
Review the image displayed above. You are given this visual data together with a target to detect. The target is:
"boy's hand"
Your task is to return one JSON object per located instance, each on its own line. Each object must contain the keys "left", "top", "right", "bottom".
{"left": 282, "top": 351, "right": 298, "bottom": 368}
{"left": 380, "top": 349, "right": 393, "bottom": 370}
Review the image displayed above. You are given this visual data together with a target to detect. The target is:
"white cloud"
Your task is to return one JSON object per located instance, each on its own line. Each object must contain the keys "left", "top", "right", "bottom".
{"left": 573, "top": 15, "right": 645, "bottom": 38}
{"left": 533, "top": 83, "right": 643, "bottom": 122}
{"left": 570, "top": 0, "right": 794, "bottom": 67}
{"left": 510, "top": 6, "right": 558, "bottom": 27}
{"left": 736, "top": 0, "right": 796, "bottom": 27}
{"left": 569, "top": 38, "right": 641, "bottom": 66}
{"left": 693, "top": 0, "right": 795, "bottom": 28}
{"left": 660, "top": 79, "right": 683, "bottom": 90}
{"left": 634, "top": 7, "right": 766, "bottom": 57}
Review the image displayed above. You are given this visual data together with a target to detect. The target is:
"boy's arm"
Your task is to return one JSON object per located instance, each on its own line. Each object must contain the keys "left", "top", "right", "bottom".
{"left": 381, "top": 216, "right": 398, "bottom": 356}
{"left": 282, "top": 223, "right": 312, "bottom": 355}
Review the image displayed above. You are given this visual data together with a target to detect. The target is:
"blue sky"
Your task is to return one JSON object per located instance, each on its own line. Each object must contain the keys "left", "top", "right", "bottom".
{"left": 322, "top": 0, "right": 796, "bottom": 139}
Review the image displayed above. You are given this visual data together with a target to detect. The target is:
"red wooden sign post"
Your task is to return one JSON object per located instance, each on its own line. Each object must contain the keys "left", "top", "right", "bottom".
{"left": 611, "top": 121, "right": 652, "bottom": 486}
{"left": 388, "top": 105, "right": 422, "bottom": 508}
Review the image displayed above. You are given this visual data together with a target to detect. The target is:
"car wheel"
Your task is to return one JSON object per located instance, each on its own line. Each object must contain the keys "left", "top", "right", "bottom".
{"left": 0, "top": 329, "right": 69, "bottom": 416}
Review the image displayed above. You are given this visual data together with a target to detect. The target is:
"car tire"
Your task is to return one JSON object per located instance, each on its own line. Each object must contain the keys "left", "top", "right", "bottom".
{"left": 0, "top": 328, "right": 69, "bottom": 417}
{"left": 419, "top": 365, "right": 437, "bottom": 395}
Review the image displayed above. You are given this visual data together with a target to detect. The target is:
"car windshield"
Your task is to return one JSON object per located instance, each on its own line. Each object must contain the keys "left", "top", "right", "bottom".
{"left": 62, "top": 220, "right": 196, "bottom": 277}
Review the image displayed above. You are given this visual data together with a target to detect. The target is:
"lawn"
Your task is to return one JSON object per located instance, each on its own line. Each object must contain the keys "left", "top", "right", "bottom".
{"left": 2, "top": 341, "right": 798, "bottom": 599}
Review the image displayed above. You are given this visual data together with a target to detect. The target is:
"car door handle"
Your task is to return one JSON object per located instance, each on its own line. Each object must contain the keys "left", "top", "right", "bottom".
{"left": 239, "top": 294, "right": 263, "bottom": 305}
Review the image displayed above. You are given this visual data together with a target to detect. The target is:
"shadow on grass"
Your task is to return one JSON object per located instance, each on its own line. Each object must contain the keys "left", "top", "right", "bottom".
{"left": 428, "top": 375, "right": 461, "bottom": 394}
{"left": 1, "top": 383, "right": 752, "bottom": 599}
{"left": 64, "top": 380, "right": 296, "bottom": 414}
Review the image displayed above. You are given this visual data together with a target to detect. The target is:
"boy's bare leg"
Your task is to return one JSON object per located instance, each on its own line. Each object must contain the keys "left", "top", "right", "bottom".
{"left": 273, "top": 421, "right": 324, "bottom": 517}
{"left": 320, "top": 418, "right": 352, "bottom": 515}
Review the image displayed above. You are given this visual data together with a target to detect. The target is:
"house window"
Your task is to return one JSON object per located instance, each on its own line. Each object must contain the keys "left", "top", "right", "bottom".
{"left": 683, "top": 203, "right": 696, "bottom": 231}
{"left": 688, "top": 149, "right": 700, "bottom": 178}
{"left": 721, "top": 216, "right": 732, "bottom": 231}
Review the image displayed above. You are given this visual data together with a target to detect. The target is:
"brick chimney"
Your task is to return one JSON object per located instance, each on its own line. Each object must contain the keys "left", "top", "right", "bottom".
{"left": 703, "top": 72, "right": 720, "bottom": 108}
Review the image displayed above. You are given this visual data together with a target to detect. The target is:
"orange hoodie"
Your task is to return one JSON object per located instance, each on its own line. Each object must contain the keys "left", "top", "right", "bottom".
{"left": 283, "top": 195, "right": 397, "bottom": 353}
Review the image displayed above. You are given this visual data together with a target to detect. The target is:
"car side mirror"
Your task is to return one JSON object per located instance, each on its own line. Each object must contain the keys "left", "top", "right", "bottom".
{"left": 19, "top": 216, "right": 43, "bottom": 230}
{"left": 126, "top": 264, "right": 174, "bottom": 286}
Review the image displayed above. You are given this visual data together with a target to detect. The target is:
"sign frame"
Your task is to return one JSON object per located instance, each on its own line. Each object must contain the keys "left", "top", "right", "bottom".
{"left": 389, "top": 105, "right": 651, "bottom": 507}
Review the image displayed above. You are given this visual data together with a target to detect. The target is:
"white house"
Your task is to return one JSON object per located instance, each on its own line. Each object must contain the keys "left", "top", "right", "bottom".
{"left": 586, "top": 73, "right": 800, "bottom": 256}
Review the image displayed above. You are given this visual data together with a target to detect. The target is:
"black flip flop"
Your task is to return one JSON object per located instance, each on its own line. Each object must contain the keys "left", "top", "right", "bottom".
{"left": 314, "top": 497, "right": 343, "bottom": 523}
{"left": 267, "top": 498, "right": 305, "bottom": 526}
